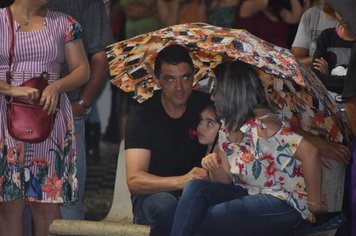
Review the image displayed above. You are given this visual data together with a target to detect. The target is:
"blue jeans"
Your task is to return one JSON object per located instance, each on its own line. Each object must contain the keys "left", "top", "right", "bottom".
{"left": 60, "top": 117, "right": 86, "bottom": 220}
{"left": 86, "top": 103, "right": 100, "bottom": 123}
{"left": 170, "top": 179, "right": 306, "bottom": 236}
{"left": 132, "top": 191, "right": 180, "bottom": 236}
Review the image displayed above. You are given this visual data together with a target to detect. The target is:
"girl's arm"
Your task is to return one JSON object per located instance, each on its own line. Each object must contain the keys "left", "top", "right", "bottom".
{"left": 201, "top": 149, "right": 233, "bottom": 184}
{"left": 294, "top": 138, "right": 325, "bottom": 213}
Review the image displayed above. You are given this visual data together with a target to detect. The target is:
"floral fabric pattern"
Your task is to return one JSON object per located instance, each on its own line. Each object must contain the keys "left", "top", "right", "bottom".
{"left": 219, "top": 113, "right": 312, "bottom": 220}
{"left": 64, "top": 16, "right": 82, "bottom": 43}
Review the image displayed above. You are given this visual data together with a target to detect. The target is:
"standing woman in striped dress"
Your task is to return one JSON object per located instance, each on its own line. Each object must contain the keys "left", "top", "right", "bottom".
{"left": 0, "top": 0, "right": 89, "bottom": 235}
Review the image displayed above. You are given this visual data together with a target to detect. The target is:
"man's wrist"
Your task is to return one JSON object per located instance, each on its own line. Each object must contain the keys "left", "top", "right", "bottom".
{"left": 78, "top": 99, "right": 92, "bottom": 116}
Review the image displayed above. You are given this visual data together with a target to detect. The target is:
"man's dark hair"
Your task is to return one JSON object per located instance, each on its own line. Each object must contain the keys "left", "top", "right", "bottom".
{"left": 154, "top": 44, "right": 194, "bottom": 78}
{"left": 0, "top": 0, "right": 14, "bottom": 7}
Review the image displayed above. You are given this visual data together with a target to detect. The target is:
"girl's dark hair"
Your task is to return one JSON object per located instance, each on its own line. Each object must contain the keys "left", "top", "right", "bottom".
{"left": 154, "top": 44, "right": 194, "bottom": 78}
{"left": 214, "top": 60, "right": 270, "bottom": 131}
{"left": 202, "top": 102, "right": 221, "bottom": 124}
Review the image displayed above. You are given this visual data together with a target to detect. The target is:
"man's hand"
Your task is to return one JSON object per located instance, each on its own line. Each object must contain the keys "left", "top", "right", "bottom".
{"left": 182, "top": 167, "right": 208, "bottom": 187}
{"left": 293, "top": 128, "right": 351, "bottom": 167}
{"left": 318, "top": 141, "right": 351, "bottom": 168}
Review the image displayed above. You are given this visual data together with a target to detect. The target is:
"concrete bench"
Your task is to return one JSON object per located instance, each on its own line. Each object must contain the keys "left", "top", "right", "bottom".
{"left": 50, "top": 141, "right": 345, "bottom": 236}
{"left": 49, "top": 140, "right": 150, "bottom": 236}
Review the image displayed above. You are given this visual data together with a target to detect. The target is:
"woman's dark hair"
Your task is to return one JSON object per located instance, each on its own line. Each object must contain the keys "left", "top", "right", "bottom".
{"left": 214, "top": 60, "right": 270, "bottom": 131}
{"left": 154, "top": 44, "right": 194, "bottom": 78}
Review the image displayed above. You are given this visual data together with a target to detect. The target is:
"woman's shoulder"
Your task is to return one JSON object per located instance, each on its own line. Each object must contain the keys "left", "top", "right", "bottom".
{"left": 0, "top": 8, "right": 9, "bottom": 27}
{"left": 254, "top": 112, "right": 285, "bottom": 138}
{"left": 0, "top": 8, "right": 7, "bottom": 17}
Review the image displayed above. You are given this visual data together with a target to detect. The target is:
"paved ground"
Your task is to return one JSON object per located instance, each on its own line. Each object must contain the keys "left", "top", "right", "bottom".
{"left": 84, "top": 141, "right": 120, "bottom": 220}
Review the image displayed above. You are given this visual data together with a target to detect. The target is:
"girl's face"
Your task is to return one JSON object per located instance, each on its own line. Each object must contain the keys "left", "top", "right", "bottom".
{"left": 197, "top": 109, "right": 220, "bottom": 145}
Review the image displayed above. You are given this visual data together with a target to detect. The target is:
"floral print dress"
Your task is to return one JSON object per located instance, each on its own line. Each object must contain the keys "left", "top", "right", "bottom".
{"left": 219, "top": 113, "right": 312, "bottom": 220}
{"left": 0, "top": 9, "right": 80, "bottom": 204}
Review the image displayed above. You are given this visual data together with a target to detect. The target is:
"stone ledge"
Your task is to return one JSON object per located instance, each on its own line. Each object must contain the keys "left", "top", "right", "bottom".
{"left": 49, "top": 219, "right": 150, "bottom": 236}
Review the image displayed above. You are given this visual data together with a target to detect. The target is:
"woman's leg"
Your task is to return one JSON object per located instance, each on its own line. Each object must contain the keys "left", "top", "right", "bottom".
{"left": 29, "top": 202, "right": 61, "bottom": 236}
{"left": 170, "top": 179, "right": 248, "bottom": 236}
{"left": 0, "top": 199, "right": 26, "bottom": 236}
{"left": 198, "top": 194, "right": 305, "bottom": 236}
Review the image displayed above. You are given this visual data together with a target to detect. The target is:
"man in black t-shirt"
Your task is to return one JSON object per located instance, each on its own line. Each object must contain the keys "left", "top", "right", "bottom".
{"left": 125, "top": 44, "right": 211, "bottom": 236}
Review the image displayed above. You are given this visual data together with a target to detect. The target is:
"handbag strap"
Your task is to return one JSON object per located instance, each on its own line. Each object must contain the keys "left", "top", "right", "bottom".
{"left": 6, "top": 7, "right": 15, "bottom": 85}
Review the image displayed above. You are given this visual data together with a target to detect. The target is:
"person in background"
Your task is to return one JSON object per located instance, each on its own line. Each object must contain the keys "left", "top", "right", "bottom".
{"left": 312, "top": 2, "right": 355, "bottom": 98}
{"left": 157, "top": 0, "right": 206, "bottom": 27}
{"left": 47, "top": 0, "right": 114, "bottom": 220}
{"left": 125, "top": 44, "right": 211, "bottom": 236}
{"left": 203, "top": 0, "right": 239, "bottom": 28}
{"left": 102, "top": 0, "right": 128, "bottom": 144}
{"left": 121, "top": 0, "right": 161, "bottom": 38}
{"left": 291, "top": 0, "right": 339, "bottom": 67}
{"left": 342, "top": 34, "right": 356, "bottom": 236}
{"left": 170, "top": 60, "right": 323, "bottom": 236}
{"left": 110, "top": 0, "right": 160, "bottom": 146}
{"left": 319, "top": 1, "right": 356, "bottom": 235}
{"left": 234, "top": 0, "right": 303, "bottom": 48}
{"left": 0, "top": 0, "right": 90, "bottom": 235}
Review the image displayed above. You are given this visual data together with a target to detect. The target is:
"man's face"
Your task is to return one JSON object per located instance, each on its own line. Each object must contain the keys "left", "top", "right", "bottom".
{"left": 158, "top": 62, "right": 194, "bottom": 108}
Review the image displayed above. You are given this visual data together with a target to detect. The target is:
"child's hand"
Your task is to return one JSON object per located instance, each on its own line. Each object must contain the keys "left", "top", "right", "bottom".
{"left": 313, "top": 57, "right": 329, "bottom": 74}
{"left": 201, "top": 153, "right": 222, "bottom": 173}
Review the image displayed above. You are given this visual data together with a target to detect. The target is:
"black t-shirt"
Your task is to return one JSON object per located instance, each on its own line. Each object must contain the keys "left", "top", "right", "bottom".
{"left": 125, "top": 90, "right": 211, "bottom": 177}
{"left": 312, "top": 28, "right": 355, "bottom": 94}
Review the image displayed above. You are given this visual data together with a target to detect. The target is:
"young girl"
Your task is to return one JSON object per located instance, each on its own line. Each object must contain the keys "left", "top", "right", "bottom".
{"left": 170, "top": 60, "right": 325, "bottom": 236}
{"left": 197, "top": 103, "right": 221, "bottom": 154}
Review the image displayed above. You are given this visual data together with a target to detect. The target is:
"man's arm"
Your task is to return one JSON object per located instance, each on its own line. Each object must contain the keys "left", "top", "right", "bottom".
{"left": 72, "top": 0, "right": 114, "bottom": 116}
{"left": 291, "top": 8, "right": 313, "bottom": 67}
{"left": 72, "top": 51, "right": 108, "bottom": 116}
{"left": 126, "top": 148, "right": 209, "bottom": 195}
{"left": 291, "top": 47, "right": 313, "bottom": 67}
{"left": 294, "top": 128, "right": 351, "bottom": 166}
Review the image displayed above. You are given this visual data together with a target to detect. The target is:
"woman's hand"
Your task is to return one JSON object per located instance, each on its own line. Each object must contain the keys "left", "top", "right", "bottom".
{"left": 8, "top": 86, "right": 40, "bottom": 100}
{"left": 307, "top": 195, "right": 328, "bottom": 214}
{"left": 201, "top": 153, "right": 222, "bottom": 173}
{"left": 40, "top": 83, "right": 60, "bottom": 115}
{"left": 307, "top": 199, "right": 328, "bottom": 214}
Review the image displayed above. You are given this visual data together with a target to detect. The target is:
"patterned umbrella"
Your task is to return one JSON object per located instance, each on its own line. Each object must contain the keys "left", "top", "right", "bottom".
{"left": 106, "top": 23, "right": 351, "bottom": 144}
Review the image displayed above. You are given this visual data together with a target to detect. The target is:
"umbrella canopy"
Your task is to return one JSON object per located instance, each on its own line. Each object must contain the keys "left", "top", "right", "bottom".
{"left": 106, "top": 23, "right": 351, "bottom": 144}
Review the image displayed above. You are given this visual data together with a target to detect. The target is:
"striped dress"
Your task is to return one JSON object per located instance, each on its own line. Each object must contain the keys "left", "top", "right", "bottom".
{"left": 0, "top": 9, "right": 80, "bottom": 204}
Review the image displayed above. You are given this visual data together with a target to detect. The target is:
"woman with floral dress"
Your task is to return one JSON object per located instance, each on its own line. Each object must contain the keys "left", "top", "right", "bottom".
{"left": 0, "top": 0, "right": 89, "bottom": 235}
{"left": 170, "top": 61, "right": 325, "bottom": 236}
